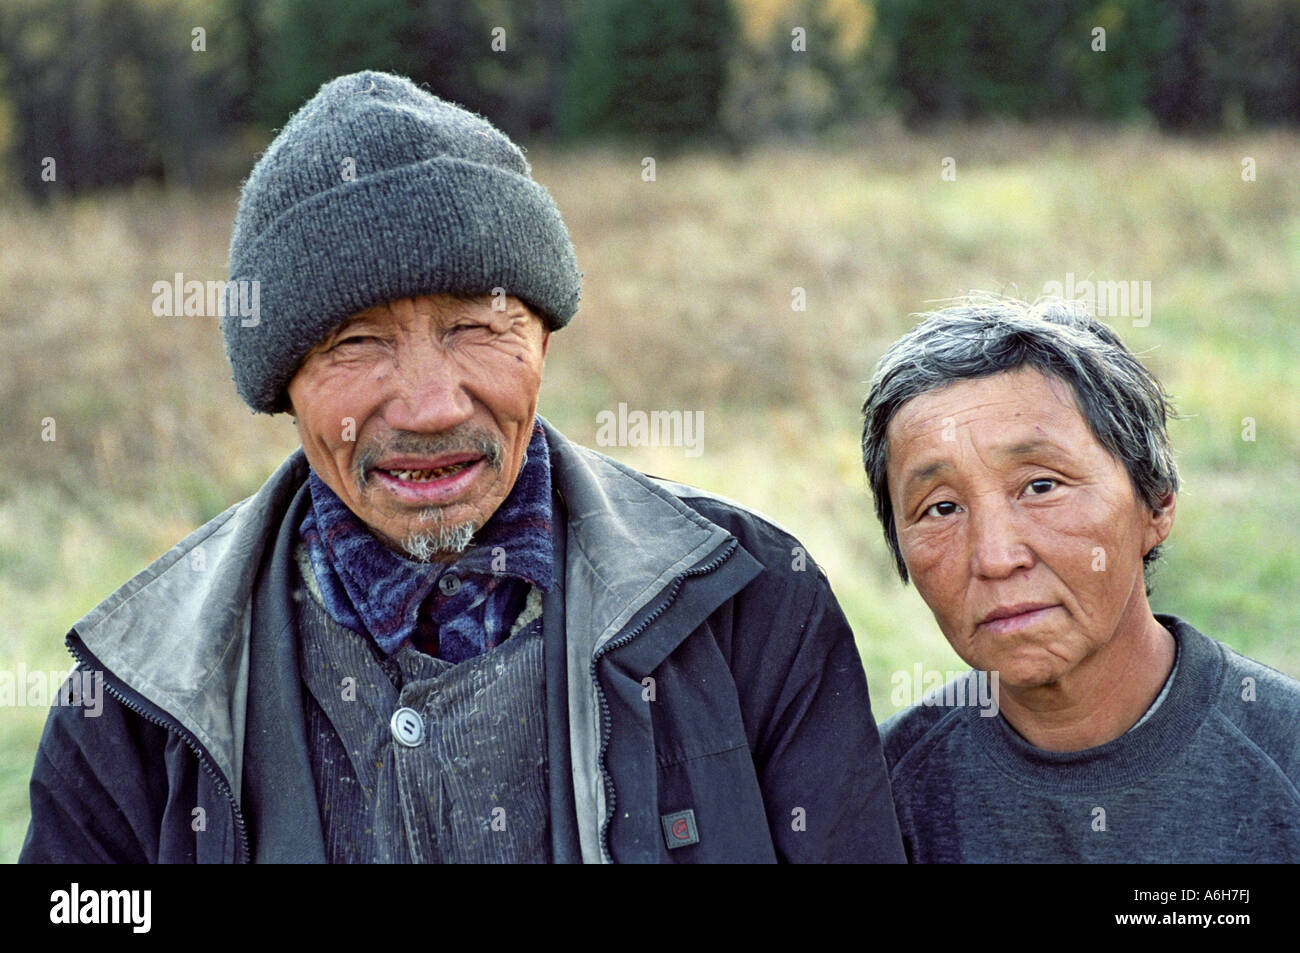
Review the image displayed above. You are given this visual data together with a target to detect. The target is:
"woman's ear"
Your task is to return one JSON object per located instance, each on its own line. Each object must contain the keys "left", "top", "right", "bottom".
{"left": 1143, "top": 489, "right": 1177, "bottom": 556}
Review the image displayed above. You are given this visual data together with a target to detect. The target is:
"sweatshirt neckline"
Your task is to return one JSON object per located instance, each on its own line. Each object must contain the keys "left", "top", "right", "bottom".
{"left": 970, "top": 615, "right": 1225, "bottom": 792}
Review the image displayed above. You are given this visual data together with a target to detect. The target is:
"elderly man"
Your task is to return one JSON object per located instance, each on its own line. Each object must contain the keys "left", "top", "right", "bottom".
{"left": 20, "top": 71, "right": 903, "bottom": 863}
{"left": 861, "top": 296, "right": 1300, "bottom": 862}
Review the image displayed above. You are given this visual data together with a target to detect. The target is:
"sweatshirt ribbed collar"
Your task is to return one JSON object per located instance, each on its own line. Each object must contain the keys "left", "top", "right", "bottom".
{"left": 969, "top": 616, "right": 1224, "bottom": 792}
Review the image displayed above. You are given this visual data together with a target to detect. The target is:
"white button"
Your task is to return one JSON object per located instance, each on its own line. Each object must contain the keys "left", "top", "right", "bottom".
{"left": 390, "top": 707, "right": 425, "bottom": 747}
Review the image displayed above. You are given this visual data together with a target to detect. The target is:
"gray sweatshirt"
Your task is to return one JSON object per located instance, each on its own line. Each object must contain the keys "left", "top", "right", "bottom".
{"left": 880, "top": 615, "right": 1300, "bottom": 862}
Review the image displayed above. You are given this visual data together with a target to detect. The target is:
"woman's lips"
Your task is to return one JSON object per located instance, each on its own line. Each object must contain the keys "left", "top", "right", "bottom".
{"left": 978, "top": 604, "right": 1061, "bottom": 635}
{"left": 371, "top": 457, "right": 485, "bottom": 504}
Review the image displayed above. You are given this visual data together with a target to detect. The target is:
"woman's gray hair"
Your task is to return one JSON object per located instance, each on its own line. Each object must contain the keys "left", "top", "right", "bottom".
{"left": 861, "top": 294, "right": 1179, "bottom": 588}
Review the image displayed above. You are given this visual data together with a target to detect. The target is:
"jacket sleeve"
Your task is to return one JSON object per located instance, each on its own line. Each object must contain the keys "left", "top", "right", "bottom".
{"left": 19, "top": 678, "right": 172, "bottom": 864}
{"left": 743, "top": 568, "right": 907, "bottom": 863}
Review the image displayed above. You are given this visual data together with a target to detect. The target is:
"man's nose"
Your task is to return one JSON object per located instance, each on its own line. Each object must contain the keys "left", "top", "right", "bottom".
{"left": 968, "top": 496, "right": 1034, "bottom": 580}
{"left": 382, "top": 339, "right": 473, "bottom": 433}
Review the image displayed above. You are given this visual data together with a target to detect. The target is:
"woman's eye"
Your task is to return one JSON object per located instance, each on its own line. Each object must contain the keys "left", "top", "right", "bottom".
{"left": 924, "top": 501, "right": 959, "bottom": 518}
{"left": 1024, "top": 478, "right": 1057, "bottom": 496}
{"left": 334, "top": 335, "right": 377, "bottom": 347}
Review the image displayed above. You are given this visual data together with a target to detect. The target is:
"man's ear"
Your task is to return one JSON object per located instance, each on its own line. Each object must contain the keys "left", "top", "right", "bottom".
{"left": 541, "top": 328, "right": 550, "bottom": 360}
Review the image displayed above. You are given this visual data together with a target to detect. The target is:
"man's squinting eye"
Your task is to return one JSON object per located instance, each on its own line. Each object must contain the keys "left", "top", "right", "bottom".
{"left": 330, "top": 331, "right": 380, "bottom": 349}
{"left": 1024, "top": 478, "right": 1058, "bottom": 496}
{"left": 449, "top": 321, "right": 491, "bottom": 334}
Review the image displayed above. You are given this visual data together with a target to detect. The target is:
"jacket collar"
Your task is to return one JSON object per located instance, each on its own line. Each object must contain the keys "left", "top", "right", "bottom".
{"left": 69, "top": 450, "right": 311, "bottom": 799}
{"left": 541, "top": 417, "right": 748, "bottom": 660}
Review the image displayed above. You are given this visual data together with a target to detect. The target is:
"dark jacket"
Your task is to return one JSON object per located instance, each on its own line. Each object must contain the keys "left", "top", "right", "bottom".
{"left": 20, "top": 420, "right": 904, "bottom": 863}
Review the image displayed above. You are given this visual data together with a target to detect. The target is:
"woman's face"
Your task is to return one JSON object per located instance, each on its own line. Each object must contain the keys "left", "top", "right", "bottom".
{"left": 885, "top": 367, "right": 1175, "bottom": 689}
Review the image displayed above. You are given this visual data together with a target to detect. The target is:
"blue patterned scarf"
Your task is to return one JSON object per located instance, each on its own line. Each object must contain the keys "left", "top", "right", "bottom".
{"left": 298, "top": 420, "right": 553, "bottom": 663}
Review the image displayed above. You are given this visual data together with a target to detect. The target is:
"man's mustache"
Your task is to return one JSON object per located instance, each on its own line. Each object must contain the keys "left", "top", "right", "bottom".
{"left": 354, "top": 426, "right": 504, "bottom": 488}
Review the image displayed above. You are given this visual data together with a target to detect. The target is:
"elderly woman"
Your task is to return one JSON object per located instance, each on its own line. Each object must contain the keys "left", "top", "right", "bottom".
{"left": 861, "top": 295, "right": 1300, "bottom": 862}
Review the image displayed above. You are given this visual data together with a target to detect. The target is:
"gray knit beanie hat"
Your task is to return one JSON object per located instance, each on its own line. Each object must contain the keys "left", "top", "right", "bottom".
{"left": 223, "top": 70, "right": 581, "bottom": 414}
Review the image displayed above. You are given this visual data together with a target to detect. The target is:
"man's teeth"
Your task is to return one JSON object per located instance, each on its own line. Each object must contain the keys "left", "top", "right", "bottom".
{"left": 386, "top": 461, "right": 472, "bottom": 482}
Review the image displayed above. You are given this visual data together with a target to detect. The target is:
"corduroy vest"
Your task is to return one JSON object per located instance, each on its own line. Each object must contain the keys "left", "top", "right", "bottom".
{"left": 294, "top": 549, "right": 551, "bottom": 863}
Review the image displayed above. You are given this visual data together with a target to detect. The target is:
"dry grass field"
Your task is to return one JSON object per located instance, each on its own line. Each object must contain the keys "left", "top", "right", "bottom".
{"left": 2, "top": 123, "right": 1298, "bottom": 861}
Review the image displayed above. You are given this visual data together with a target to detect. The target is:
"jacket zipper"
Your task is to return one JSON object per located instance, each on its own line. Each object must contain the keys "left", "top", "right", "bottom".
{"left": 590, "top": 538, "right": 739, "bottom": 862}
{"left": 66, "top": 638, "right": 252, "bottom": 863}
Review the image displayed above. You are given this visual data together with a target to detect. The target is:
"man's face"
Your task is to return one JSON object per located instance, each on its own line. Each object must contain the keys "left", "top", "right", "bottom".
{"left": 287, "top": 293, "right": 549, "bottom": 561}
{"left": 884, "top": 367, "right": 1174, "bottom": 690}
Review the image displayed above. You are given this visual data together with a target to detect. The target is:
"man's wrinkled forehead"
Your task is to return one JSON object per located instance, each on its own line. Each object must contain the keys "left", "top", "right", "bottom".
{"left": 324, "top": 292, "right": 538, "bottom": 337}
